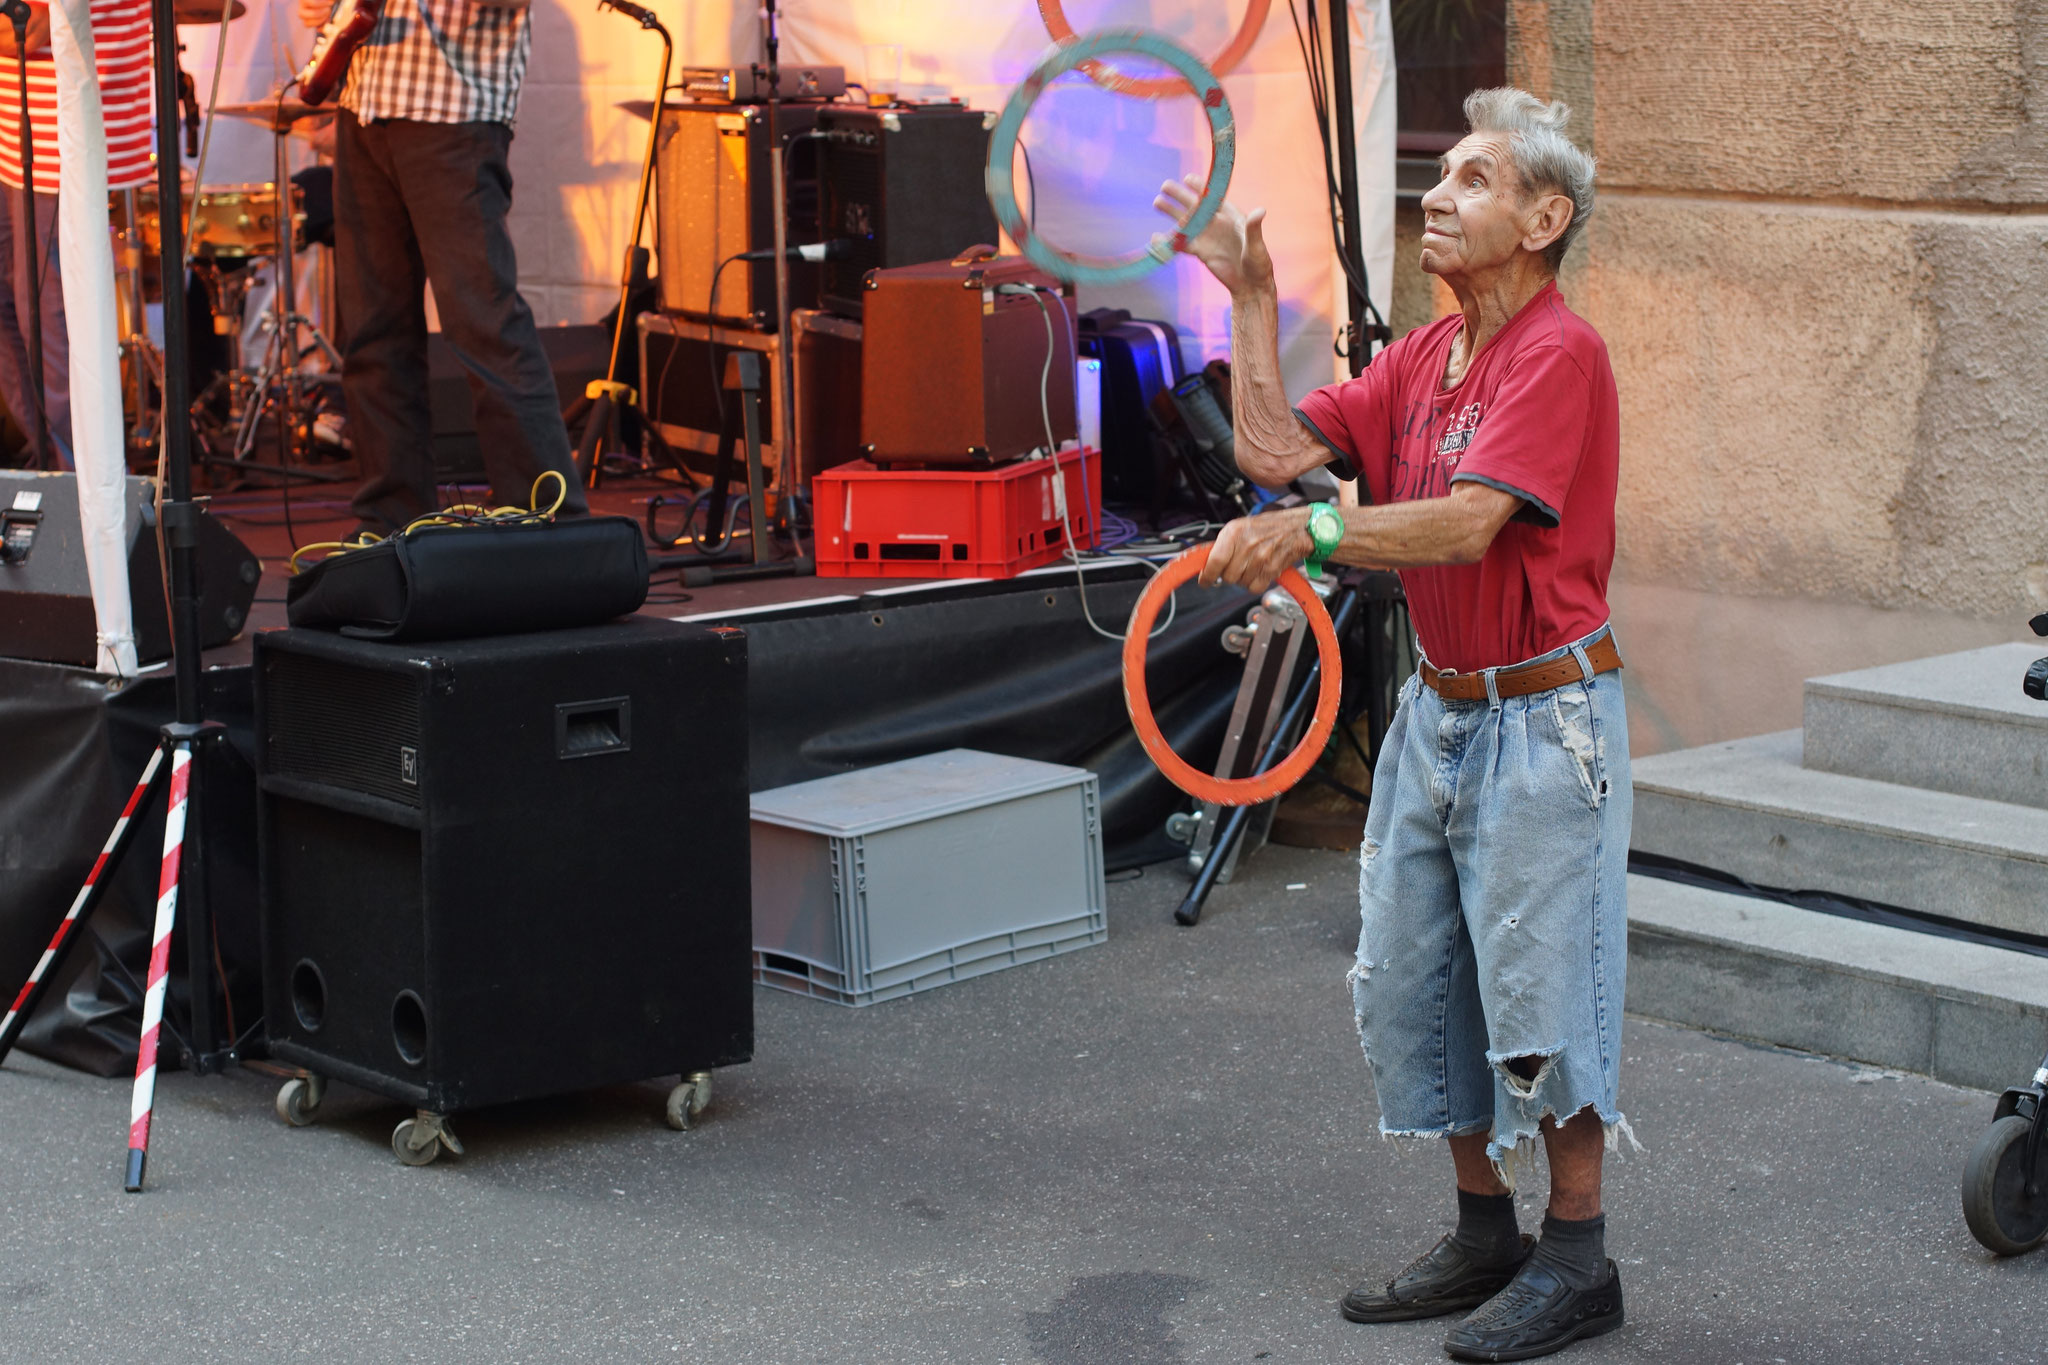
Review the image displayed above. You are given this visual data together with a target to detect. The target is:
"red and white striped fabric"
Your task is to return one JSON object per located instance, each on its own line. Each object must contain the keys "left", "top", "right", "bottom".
{"left": 125, "top": 742, "right": 188, "bottom": 1186}
{"left": 0, "top": 0, "right": 154, "bottom": 193}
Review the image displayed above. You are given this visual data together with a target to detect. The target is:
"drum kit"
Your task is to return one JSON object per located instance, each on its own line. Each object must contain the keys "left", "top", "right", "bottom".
{"left": 114, "top": 0, "right": 344, "bottom": 484}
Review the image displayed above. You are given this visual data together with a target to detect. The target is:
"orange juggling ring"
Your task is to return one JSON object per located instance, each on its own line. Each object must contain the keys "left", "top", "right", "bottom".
{"left": 1036, "top": 0, "right": 1272, "bottom": 100}
{"left": 1121, "top": 543, "right": 1344, "bottom": 807}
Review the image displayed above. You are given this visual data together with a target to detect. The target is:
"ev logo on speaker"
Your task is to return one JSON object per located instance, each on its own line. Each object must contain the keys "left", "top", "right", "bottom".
{"left": 400, "top": 746, "right": 419, "bottom": 786}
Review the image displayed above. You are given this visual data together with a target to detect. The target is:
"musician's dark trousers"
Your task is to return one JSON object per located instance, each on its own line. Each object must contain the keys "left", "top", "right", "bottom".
{"left": 335, "top": 110, "right": 587, "bottom": 531}
{"left": 0, "top": 189, "right": 71, "bottom": 468}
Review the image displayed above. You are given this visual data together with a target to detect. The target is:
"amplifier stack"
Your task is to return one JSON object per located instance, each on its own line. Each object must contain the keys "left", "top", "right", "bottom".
{"left": 646, "top": 93, "right": 1004, "bottom": 512}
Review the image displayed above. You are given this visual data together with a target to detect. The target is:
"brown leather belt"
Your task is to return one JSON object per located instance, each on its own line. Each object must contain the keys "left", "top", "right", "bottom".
{"left": 1421, "top": 634, "right": 1623, "bottom": 702}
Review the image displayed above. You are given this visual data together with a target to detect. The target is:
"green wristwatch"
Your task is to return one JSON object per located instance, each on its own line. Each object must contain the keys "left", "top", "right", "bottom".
{"left": 1304, "top": 501, "right": 1343, "bottom": 579}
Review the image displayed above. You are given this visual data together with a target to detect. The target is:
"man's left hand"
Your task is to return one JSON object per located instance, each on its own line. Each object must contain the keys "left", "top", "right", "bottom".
{"left": 1198, "top": 510, "right": 1313, "bottom": 593}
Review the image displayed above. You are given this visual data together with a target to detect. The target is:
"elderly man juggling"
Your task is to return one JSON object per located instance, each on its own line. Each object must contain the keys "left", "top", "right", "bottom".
{"left": 1159, "top": 89, "right": 1631, "bottom": 1361}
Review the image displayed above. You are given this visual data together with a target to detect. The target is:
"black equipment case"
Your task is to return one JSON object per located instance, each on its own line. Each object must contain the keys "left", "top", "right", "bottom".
{"left": 1077, "top": 309, "right": 1186, "bottom": 506}
{"left": 255, "top": 616, "right": 753, "bottom": 1118}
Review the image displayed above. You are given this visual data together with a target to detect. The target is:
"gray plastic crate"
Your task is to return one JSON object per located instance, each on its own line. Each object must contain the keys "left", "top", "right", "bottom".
{"left": 750, "top": 749, "right": 1106, "bottom": 1005}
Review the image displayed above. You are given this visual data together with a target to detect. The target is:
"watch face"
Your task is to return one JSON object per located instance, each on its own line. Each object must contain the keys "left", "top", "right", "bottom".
{"left": 1310, "top": 506, "right": 1342, "bottom": 551}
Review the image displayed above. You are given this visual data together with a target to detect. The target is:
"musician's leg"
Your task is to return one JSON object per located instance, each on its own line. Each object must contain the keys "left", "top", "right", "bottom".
{"left": 0, "top": 189, "right": 34, "bottom": 466}
{"left": 399, "top": 119, "right": 586, "bottom": 515}
{"left": 336, "top": 110, "right": 437, "bottom": 532}
{"left": 22, "top": 191, "right": 70, "bottom": 466}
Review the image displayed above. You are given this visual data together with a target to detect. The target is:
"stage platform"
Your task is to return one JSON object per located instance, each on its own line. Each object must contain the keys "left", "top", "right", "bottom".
{"left": 197, "top": 473, "right": 967, "bottom": 665}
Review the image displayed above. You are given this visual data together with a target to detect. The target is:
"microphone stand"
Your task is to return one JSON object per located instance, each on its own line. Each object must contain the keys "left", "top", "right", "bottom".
{"left": 0, "top": 0, "right": 49, "bottom": 469}
{"left": 575, "top": 0, "right": 668, "bottom": 489}
{"left": 761, "top": 0, "right": 806, "bottom": 548}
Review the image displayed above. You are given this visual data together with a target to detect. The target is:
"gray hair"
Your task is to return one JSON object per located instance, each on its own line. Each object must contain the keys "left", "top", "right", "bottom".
{"left": 1462, "top": 87, "right": 1596, "bottom": 271}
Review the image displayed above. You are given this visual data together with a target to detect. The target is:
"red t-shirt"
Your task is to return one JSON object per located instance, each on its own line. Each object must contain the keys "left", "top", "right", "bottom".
{"left": 1295, "top": 281, "right": 1619, "bottom": 674}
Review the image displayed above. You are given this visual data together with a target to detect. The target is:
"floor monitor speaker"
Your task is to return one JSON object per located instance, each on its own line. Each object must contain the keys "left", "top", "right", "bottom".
{"left": 0, "top": 469, "right": 259, "bottom": 667}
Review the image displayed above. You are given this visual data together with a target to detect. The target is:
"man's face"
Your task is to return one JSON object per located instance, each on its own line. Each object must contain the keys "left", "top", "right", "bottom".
{"left": 1418, "top": 132, "right": 1541, "bottom": 280}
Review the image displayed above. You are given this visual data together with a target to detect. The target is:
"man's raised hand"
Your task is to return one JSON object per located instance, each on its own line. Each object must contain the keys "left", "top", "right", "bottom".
{"left": 1154, "top": 173, "right": 1272, "bottom": 298}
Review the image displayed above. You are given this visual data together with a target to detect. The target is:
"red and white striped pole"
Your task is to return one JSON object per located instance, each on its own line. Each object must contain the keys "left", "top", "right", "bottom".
{"left": 124, "top": 742, "right": 191, "bottom": 1193}
{"left": 0, "top": 746, "right": 166, "bottom": 1066}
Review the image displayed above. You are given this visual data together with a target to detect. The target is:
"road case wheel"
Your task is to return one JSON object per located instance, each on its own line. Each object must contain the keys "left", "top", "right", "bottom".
{"left": 274, "top": 1075, "right": 324, "bottom": 1127}
{"left": 666, "top": 1072, "right": 712, "bottom": 1131}
{"left": 392, "top": 1116, "right": 448, "bottom": 1167}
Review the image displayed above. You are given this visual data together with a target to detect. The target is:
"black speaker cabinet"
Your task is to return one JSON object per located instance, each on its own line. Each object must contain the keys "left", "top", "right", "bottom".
{"left": 256, "top": 617, "right": 753, "bottom": 1116}
{"left": 654, "top": 101, "right": 825, "bottom": 325}
{"left": 0, "top": 470, "right": 259, "bottom": 666}
{"left": 815, "top": 104, "right": 999, "bottom": 317}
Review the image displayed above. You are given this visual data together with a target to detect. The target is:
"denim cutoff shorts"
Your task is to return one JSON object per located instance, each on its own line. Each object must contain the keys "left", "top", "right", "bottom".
{"left": 1350, "top": 624, "right": 1635, "bottom": 1175}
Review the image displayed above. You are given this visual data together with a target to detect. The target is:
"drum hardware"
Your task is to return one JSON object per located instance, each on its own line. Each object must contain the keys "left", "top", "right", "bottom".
{"left": 116, "top": 189, "right": 168, "bottom": 461}
{"left": 168, "top": 95, "right": 346, "bottom": 485}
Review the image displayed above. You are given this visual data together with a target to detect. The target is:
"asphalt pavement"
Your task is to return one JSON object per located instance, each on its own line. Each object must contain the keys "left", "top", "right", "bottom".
{"left": 2, "top": 843, "right": 2042, "bottom": 1364}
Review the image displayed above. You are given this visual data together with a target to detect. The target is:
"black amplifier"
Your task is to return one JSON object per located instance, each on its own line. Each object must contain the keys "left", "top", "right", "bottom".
{"left": 815, "top": 104, "right": 998, "bottom": 317}
{"left": 255, "top": 617, "right": 753, "bottom": 1122}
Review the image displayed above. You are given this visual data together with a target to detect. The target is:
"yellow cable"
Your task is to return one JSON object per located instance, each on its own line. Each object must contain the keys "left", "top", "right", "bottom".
{"left": 289, "top": 474, "right": 571, "bottom": 574}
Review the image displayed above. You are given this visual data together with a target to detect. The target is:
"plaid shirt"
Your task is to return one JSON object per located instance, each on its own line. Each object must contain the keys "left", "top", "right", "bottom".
{"left": 333, "top": 0, "right": 532, "bottom": 126}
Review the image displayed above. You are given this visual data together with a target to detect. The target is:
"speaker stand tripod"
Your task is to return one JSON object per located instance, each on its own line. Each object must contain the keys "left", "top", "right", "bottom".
{"left": 1171, "top": 577, "right": 1364, "bottom": 927}
{"left": 0, "top": 721, "right": 252, "bottom": 1189}
{"left": 2, "top": 0, "right": 262, "bottom": 1190}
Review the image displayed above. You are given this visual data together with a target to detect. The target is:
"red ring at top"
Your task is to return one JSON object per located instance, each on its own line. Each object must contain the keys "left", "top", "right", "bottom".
{"left": 1035, "top": 0, "right": 1272, "bottom": 100}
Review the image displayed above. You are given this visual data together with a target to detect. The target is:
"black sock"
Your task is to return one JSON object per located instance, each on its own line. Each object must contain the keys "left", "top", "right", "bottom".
{"left": 1450, "top": 1190, "right": 1522, "bottom": 1266}
{"left": 1533, "top": 1212, "right": 1608, "bottom": 1290}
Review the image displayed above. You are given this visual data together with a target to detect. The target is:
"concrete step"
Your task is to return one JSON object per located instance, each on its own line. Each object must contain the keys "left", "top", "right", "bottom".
{"left": 1631, "top": 730, "right": 2048, "bottom": 938}
{"left": 1627, "top": 873, "right": 2048, "bottom": 1092}
{"left": 1804, "top": 643, "right": 2048, "bottom": 809}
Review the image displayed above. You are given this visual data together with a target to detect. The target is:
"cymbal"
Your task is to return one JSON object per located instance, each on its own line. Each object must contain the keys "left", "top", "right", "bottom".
{"left": 616, "top": 99, "right": 655, "bottom": 122}
{"left": 173, "top": 0, "right": 247, "bottom": 22}
{"left": 214, "top": 99, "right": 335, "bottom": 131}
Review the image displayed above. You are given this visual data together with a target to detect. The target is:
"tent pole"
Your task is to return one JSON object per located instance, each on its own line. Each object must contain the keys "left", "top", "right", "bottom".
{"left": 1326, "top": 0, "right": 1370, "bottom": 379}
{"left": 147, "top": 0, "right": 199, "bottom": 726}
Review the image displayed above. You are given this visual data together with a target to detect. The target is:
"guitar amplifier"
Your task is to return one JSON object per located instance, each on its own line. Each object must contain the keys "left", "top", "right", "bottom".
{"left": 859, "top": 255, "right": 1076, "bottom": 467}
{"left": 654, "top": 102, "right": 825, "bottom": 325}
{"left": 815, "top": 104, "right": 998, "bottom": 317}
{"left": 256, "top": 617, "right": 753, "bottom": 1117}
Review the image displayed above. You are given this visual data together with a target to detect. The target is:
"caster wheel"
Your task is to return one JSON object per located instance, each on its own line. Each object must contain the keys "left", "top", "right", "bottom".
{"left": 666, "top": 1072, "right": 713, "bottom": 1131}
{"left": 391, "top": 1113, "right": 452, "bottom": 1170}
{"left": 1963, "top": 1114, "right": 2048, "bottom": 1255}
{"left": 275, "top": 1075, "right": 325, "bottom": 1127}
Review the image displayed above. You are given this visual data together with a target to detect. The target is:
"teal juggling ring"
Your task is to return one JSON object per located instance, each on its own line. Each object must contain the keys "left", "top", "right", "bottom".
{"left": 985, "top": 28, "right": 1236, "bottom": 288}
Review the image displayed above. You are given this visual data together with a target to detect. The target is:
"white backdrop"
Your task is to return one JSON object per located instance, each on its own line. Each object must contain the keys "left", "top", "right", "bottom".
{"left": 180, "top": 0, "right": 1395, "bottom": 396}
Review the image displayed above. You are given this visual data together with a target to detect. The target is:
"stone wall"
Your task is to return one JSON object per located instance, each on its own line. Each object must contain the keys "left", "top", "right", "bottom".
{"left": 1503, "top": 0, "right": 2046, "bottom": 751}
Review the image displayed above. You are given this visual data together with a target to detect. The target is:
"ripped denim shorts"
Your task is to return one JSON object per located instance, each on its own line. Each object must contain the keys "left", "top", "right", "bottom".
{"left": 1349, "top": 623, "right": 1635, "bottom": 1178}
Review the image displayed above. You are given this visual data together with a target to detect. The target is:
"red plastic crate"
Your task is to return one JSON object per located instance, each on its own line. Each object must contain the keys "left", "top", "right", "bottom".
{"left": 812, "top": 448, "right": 1102, "bottom": 580}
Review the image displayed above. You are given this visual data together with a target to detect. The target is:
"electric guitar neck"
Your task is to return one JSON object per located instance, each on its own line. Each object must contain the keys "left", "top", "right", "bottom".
{"left": 297, "top": 0, "right": 382, "bottom": 107}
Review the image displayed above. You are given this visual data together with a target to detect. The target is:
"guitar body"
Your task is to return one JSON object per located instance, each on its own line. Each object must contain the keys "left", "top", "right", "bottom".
{"left": 298, "top": 0, "right": 383, "bottom": 107}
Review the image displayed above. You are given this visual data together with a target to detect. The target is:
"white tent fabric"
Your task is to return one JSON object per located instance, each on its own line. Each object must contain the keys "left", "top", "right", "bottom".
{"left": 51, "top": 0, "right": 136, "bottom": 676}
{"left": 782, "top": 0, "right": 1395, "bottom": 395}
